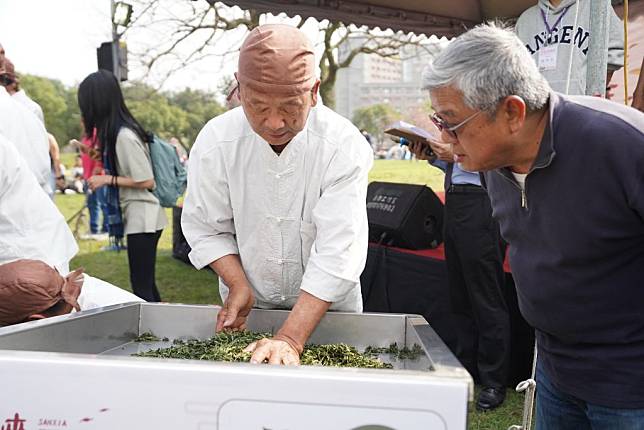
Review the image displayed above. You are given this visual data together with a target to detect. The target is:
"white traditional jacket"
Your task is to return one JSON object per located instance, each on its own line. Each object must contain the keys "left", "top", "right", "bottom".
{"left": 0, "top": 86, "right": 50, "bottom": 193}
{"left": 0, "top": 135, "right": 77, "bottom": 274}
{"left": 13, "top": 89, "right": 45, "bottom": 124}
{"left": 182, "top": 105, "right": 373, "bottom": 311}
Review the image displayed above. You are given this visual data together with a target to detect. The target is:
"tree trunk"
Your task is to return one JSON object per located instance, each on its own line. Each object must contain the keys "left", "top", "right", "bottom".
{"left": 320, "top": 79, "right": 336, "bottom": 110}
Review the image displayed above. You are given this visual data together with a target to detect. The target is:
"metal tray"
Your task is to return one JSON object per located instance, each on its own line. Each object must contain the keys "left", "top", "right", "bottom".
{"left": 0, "top": 303, "right": 473, "bottom": 429}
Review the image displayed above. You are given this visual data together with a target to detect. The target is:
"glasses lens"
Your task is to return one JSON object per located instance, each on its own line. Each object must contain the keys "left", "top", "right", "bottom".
{"left": 431, "top": 113, "right": 458, "bottom": 139}
{"left": 430, "top": 113, "right": 443, "bottom": 130}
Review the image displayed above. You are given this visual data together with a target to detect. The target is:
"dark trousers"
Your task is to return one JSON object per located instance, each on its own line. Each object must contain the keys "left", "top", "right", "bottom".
{"left": 127, "top": 230, "right": 163, "bottom": 302}
{"left": 444, "top": 187, "right": 510, "bottom": 388}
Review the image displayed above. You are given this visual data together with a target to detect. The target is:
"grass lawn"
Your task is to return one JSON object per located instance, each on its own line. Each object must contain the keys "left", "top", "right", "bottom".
{"left": 55, "top": 158, "right": 524, "bottom": 429}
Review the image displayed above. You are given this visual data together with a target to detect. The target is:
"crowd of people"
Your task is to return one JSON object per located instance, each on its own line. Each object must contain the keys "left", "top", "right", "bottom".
{"left": 1, "top": 1, "right": 644, "bottom": 428}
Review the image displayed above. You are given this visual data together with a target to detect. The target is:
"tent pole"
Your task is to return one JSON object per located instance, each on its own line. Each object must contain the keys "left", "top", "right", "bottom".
{"left": 585, "top": 0, "right": 610, "bottom": 95}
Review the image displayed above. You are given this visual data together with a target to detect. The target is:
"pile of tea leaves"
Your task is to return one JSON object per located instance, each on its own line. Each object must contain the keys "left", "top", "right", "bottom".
{"left": 134, "top": 332, "right": 167, "bottom": 342}
{"left": 133, "top": 330, "right": 394, "bottom": 369}
{"left": 364, "top": 343, "right": 424, "bottom": 360}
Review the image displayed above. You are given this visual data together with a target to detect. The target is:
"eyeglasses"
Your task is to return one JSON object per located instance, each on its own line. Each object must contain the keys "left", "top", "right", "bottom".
{"left": 430, "top": 110, "right": 482, "bottom": 140}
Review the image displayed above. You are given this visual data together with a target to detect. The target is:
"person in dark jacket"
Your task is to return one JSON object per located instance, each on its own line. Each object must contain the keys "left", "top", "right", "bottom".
{"left": 421, "top": 22, "right": 644, "bottom": 429}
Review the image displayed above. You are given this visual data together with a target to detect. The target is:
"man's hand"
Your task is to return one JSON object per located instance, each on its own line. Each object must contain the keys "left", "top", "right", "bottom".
{"left": 407, "top": 139, "right": 434, "bottom": 161}
{"left": 408, "top": 136, "right": 454, "bottom": 163}
{"left": 61, "top": 267, "right": 84, "bottom": 311}
{"left": 243, "top": 334, "right": 302, "bottom": 365}
{"left": 210, "top": 255, "right": 255, "bottom": 332}
{"left": 427, "top": 139, "right": 454, "bottom": 162}
{"left": 215, "top": 284, "right": 254, "bottom": 331}
{"left": 243, "top": 291, "right": 330, "bottom": 366}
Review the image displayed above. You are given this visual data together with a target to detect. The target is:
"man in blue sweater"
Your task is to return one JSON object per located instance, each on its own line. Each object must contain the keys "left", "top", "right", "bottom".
{"left": 421, "top": 22, "right": 644, "bottom": 429}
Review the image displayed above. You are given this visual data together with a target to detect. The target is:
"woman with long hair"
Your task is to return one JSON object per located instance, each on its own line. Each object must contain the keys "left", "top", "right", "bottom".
{"left": 78, "top": 69, "right": 166, "bottom": 302}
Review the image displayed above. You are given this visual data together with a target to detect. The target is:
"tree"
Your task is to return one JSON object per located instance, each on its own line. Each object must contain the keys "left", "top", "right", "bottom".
{"left": 19, "top": 74, "right": 224, "bottom": 150}
{"left": 20, "top": 74, "right": 82, "bottom": 146}
{"left": 402, "top": 99, "right": 434, "bottom": 132}
{"left": 126, "top": 0, "right": 427, "bottom": 109}
{"left": 352, "top": 103, "right": 401, "bottom": 144}
{"left": 123, "top": 82, "right": 225, "bottom": 147}
{"left": 169, "top": 87, "right": 225, "bottom": 145}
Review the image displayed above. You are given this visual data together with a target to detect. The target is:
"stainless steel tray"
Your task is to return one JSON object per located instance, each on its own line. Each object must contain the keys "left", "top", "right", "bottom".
{"left": 0, "top": 303, "right": 473, "bottom": 429}
{"left": 0, "top": 303, "right": 467, "bottom": 373}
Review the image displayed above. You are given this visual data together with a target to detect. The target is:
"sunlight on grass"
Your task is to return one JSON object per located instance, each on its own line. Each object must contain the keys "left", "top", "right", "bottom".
{"left": 369, "top": 159, "right": 445, "bottom": 191}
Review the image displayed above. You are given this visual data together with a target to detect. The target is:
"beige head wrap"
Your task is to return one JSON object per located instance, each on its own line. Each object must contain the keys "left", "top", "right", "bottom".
{"left": 236, "top": 24, "right": 316, "bottom": 96}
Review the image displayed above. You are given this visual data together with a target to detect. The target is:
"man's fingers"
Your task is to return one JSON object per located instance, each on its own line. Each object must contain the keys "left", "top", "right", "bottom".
{"left": 250, "top": 342, "right": 271, "bottom": 364}
{"left": 216, "top": 307, "right": 247, "bottom": 332}
{"left": 268, "top": 351, "right": 281, "bottom": 365}
{"left": 243, "top": 341, "right": 257, "bottom": 353}
{"left": 215, "top": 309, "right": 228, "bottom": 332}
{"left": 246, "top": 339, "right": 301, "bottom": 366}
{"left": 408, "top": 142, "right": 423, "bottom": 158}
{"left": 223, "top": 306, "right": 239, "bottom": 328}
{"left": 283, "top": 351, "right": 300, "bottom": 366}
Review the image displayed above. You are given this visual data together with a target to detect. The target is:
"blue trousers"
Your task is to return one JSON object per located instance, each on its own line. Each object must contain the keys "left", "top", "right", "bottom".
{"left": 86, "top": 183, "right": 108, "bottom": 234}
{"left": 536, "top": 361, "right": 644, "bottom": 430}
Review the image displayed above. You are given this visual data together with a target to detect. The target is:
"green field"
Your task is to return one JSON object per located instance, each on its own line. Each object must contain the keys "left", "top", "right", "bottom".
{"left": 55, "top": 159, "right": 524, "bottom": 429}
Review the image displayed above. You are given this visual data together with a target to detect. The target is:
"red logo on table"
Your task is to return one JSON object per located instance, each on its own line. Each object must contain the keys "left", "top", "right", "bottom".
{"left": 1, "top": 413, "right": 26, "bottom": 430}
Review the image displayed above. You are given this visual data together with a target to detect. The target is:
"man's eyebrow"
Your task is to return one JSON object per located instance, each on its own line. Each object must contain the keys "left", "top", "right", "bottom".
{"left": 249, "top": 98, "right": 268, "bottom": 106}
{"left": 437, "top": 109, "right": 455, "bottom": 118}
{"left": 280, "top": 99, "right": 304, "bottom": 107}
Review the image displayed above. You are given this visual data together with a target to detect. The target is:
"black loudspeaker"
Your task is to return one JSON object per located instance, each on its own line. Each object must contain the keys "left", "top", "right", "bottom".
{"left": 96, "top": 41, "right": 128, "bottom": 81}
{"left": 367, "top": 182, "right": 444, "bottom": 249}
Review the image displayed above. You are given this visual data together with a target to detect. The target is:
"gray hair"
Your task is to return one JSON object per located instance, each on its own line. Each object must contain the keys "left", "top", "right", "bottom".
{"left": 422, "top": 22, "right": 551, "bottom": 112}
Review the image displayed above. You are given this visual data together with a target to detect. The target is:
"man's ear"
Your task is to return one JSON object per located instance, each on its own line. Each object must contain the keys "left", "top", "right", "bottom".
{"left": 501, "top": 95, "right": 527, "bottom": 134}
{"left": 310, "top": 80, "right": 321, "bottom": 107}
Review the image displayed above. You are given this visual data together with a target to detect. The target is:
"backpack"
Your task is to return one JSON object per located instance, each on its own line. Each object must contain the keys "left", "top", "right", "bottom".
{"left": 149, "top": 135, "right": 187, "bottom": 207}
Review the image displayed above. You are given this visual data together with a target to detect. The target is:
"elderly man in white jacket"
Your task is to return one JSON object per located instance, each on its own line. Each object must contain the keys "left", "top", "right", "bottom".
{"left": 182, "top": 24, "right": 373, "bottom": 365}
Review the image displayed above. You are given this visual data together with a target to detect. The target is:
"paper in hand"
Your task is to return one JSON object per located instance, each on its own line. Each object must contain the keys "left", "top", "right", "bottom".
{"left": 384, "top": 121, "right": 440, "bottom": 142}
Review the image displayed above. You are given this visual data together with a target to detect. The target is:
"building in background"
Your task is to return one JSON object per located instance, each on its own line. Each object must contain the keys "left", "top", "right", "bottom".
{"left": 334, "top": 35, "right": 448, "bottom": 121}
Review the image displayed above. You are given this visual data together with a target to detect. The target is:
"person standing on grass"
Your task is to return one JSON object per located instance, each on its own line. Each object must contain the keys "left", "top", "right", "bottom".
{"left": 182, "top": 24, "right": 372, "bottom": 365}
{"left": 71, "top": 127, "right": 110, "bottom": 239}
{"left": 78, "top": 70, "right": 167, "bottom": 302}
{"left": 422, "top": 22, "right": 644, "bottom": 429}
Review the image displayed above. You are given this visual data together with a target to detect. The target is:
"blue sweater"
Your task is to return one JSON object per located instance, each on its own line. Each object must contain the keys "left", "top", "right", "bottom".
{"left": 484, "top": 93, "right": 644, "bottom": 408}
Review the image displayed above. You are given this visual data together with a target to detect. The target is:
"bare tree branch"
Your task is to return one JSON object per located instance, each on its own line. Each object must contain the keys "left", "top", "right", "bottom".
{"left": 125, "top": 1, "right": 429, "bottom": 108}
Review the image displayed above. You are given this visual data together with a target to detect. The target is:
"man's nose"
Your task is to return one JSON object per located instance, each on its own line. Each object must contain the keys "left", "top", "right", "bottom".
{"left": 439, "top": 127, "right": 457, "bottom": 142}
{"left": 265, "top": 112, "right": 286, "bottom": 131}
